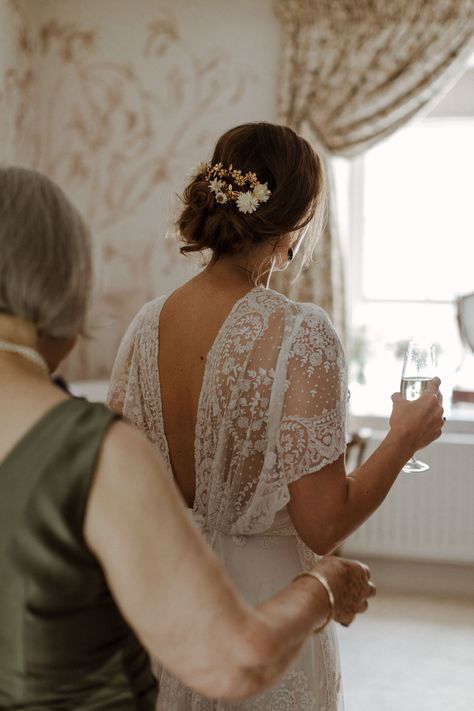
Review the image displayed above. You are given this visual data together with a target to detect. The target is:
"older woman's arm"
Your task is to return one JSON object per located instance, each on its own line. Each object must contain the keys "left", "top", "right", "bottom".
{"left": 84, "top": 421, "right": 373, "bottom": 701}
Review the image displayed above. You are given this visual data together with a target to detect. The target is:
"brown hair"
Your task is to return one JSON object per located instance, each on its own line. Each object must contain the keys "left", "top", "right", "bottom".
{"left": 178, "top": 122, "right": 326, "bottom": 265}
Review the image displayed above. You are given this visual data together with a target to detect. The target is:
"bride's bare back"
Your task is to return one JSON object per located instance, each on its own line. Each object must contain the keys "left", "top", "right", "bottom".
{"left": 158, "top": 272, "right": 252, "bottom": 506}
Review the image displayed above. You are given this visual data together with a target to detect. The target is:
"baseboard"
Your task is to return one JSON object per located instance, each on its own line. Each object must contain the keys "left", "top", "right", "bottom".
{"left": 348, "top": 555, "right": 474, "bottom": 600}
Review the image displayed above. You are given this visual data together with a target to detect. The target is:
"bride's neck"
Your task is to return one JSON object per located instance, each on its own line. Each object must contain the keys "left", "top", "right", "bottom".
{"left": 203, "top": 256, "right": 273, "bottom": 289}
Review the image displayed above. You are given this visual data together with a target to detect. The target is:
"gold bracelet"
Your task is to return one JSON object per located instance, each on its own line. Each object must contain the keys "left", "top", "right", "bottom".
{"left": 293, "top": 571, "right": 335, "bottom": 634}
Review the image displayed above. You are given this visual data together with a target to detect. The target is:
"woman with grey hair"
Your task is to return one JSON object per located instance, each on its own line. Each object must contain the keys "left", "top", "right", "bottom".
{"left": 0, "top": 165, "right": 375, "bottom": 710}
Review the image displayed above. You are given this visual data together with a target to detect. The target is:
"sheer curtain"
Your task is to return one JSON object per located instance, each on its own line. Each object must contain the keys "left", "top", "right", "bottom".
{"left": 272, "top": 0, "right": 474, "bottom": 337}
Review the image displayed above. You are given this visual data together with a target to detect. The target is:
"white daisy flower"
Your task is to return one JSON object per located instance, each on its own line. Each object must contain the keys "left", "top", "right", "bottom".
{"left": 236, "top": 191, "right": 259, "bottom": 214}
{"left": 253, "top": 182, "right": 271, "bottom": 202}
{"left": 215, "top": 191, "right": 228, "bottom": 204}
{"left": 209, "top": 178, "right": 225, "bottom": 194}
{"left": 189, "top": 161, "right": 209, "bottom": 180}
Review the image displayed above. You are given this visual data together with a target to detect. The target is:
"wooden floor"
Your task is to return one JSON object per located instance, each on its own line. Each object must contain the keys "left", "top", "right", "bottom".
{"left": 338, "top": 591, "right": 474, "bottom": 711}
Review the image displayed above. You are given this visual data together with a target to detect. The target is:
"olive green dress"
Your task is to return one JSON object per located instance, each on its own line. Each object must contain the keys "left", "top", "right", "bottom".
{"left": 0, "top": 398, "right": 157, "bottom": 709}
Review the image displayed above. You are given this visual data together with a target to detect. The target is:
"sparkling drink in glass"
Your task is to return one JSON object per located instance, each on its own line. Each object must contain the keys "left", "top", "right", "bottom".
{"left": 400, "top": 342, "right": 436, "bottom": 473}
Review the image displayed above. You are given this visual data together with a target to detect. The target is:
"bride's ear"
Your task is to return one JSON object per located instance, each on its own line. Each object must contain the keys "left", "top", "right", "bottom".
{"left": 270, "top": 234, "right": 293, "bottom": 272}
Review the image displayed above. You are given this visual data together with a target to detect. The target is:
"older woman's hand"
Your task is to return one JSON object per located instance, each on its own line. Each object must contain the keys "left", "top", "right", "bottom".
{"left": 313, "top": 556, "right": 376, "bottom": 627}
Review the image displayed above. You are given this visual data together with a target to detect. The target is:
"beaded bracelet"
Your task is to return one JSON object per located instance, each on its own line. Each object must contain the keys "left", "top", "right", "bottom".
{"left": 293, "top": 571, "right": 335, "bottom": 634}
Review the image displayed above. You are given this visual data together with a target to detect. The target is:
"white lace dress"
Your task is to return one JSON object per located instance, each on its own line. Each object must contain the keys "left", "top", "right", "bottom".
{"left": 107, "top": 286, "right": 349, "bottom": 711}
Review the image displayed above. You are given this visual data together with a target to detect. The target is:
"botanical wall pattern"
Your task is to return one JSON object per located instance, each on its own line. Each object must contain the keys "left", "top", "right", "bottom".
{"left": 0, "top": 1, "right": 37, "bottom": 166}
{"left": 0, "top": 0, "right": 278, "bottom": 380}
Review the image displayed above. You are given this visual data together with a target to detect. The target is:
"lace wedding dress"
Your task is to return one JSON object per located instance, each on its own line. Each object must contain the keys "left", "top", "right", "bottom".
{"left": 108, "top": 286, "right": 348, "bottom": 711}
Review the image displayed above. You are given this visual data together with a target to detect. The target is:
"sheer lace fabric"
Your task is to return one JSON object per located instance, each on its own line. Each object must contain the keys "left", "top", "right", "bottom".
{"left": 108, "top": 286, "right": 348, "bottom": 710}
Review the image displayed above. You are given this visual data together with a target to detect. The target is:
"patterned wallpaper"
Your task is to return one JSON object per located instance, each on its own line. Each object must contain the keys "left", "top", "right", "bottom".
{"left": 0, "top": 0, "right": 279, "bottom": 380}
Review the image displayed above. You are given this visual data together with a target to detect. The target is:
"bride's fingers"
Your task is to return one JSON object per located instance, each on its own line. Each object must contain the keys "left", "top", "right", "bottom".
{"left": 368, "top": 581, "right": 377, "bottom": 597}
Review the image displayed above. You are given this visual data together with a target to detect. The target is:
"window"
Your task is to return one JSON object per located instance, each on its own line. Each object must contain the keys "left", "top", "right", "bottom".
{"left": 337, "top": 101, "right": 474, "bottom": 414}
{"left": 360, "top": 121, "right": 474, "bottom": 303}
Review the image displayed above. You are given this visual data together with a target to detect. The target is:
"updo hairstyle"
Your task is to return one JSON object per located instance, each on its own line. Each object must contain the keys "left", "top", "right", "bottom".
{"left": 178, "top": 122, "right": 326, "bottom": 262}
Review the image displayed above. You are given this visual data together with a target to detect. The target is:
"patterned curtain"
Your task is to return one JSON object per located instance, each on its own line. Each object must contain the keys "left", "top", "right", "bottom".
{"left": 272, "top": 0, "right": 474, "bottom": 338}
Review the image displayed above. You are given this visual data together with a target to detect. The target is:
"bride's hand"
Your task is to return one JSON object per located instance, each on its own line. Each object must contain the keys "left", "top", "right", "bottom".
{"left": 312, "top": 556, "right": 376, "bottom": 627}
{"left": 389, "top": 376, "right": 444, "bottom": 454}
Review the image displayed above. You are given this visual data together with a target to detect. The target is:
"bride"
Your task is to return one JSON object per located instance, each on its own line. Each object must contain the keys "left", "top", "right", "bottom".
{"left": 108, "top": 122, "right": 444, "bottom": 710}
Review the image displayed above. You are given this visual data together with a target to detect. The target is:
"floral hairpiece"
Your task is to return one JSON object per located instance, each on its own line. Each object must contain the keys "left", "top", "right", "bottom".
{"left": 189, "top": 161, "right": 271, "bottom": 214}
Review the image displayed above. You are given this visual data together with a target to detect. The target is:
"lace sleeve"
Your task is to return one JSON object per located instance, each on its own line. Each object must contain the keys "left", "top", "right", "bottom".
{"left": 107, "top": 298, "right": 164, "bottom": 451}
{"left": 195, "top": 291, "right": 348, "bottom": 535}
{"left": 277, "top": 304, "right": 348, "bottom": 484}
{"left": 107, "top": 317, "right": 138, "bottom": 417}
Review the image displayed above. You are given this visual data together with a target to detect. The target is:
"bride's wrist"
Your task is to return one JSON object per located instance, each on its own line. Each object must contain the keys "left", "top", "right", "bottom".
{"left": 385, "top": 427, "right": 416, "bottom": 460}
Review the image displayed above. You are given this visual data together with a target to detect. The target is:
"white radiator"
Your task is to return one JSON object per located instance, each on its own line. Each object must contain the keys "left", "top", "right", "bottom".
{"left": 342, "top": 430, "right": 474, "bottom": 564}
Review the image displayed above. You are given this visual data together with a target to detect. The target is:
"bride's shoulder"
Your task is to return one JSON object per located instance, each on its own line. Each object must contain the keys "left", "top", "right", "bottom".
{"left": 257, "top": 287, "right": 333, "bottom": 327}
{"left": 123, "top": 295, "right": 168, "bottom": 337}
{"left": 139, "top": 294, "right": 168, "bottom": 314}
{"left": 297, "top": 300, "right": 335, "bottom": 328}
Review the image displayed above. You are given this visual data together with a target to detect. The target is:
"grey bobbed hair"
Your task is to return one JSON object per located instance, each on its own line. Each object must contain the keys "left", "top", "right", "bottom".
{"left": 0, "top": 166, "right": 92, "bottom": 339}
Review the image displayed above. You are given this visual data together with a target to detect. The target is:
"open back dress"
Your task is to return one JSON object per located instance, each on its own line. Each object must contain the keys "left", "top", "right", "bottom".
{"left": 108, "top": 285, "right": 348, "bottom": 711}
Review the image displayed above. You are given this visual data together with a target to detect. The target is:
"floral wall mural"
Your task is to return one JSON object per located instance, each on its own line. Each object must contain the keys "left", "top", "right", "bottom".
{"left": 0, "top": 0, "right": 278, "bottom": 380}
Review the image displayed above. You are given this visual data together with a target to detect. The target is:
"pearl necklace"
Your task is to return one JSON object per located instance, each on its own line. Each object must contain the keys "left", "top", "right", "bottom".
{"left": 0, "top": 339, "right": 50, "bottom": 376}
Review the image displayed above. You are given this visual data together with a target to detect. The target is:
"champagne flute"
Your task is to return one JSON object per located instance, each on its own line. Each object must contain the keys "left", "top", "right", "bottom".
{"left": 400, "top": 342, "right": 436, "bottom": 473}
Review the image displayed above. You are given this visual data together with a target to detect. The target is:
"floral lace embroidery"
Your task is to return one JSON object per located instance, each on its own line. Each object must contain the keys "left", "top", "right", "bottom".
{"left": 192, "top": 289, "right": 348, "bottom": 537}
{"left": 157, "top": 662, "right": 341, "bottom": 710}
{"left": 108, "top": 286, "right": 347, "bottom": 710}
{"left": 243, "top": 669, "right": 318, "bottom": 710}
{"left": 107, "top": 296, "right": 172, "bottom": 471}
{"left": 231, "top": 534, "right": 280, "bottom": 549}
